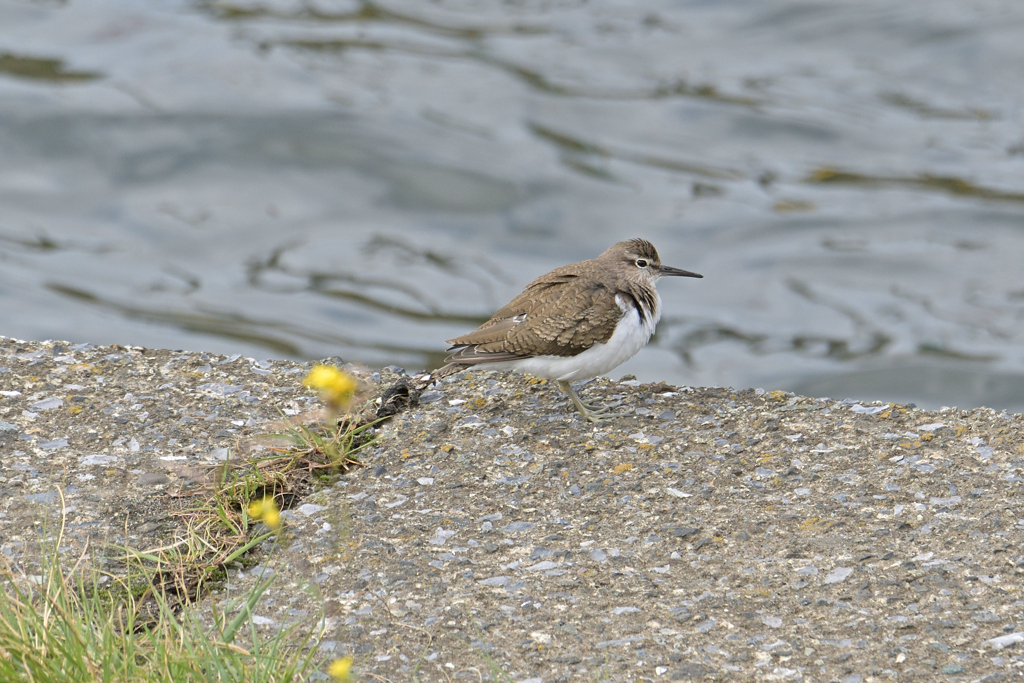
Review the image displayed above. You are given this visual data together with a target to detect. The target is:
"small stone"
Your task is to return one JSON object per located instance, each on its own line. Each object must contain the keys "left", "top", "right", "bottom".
{"left": 666, "top": 526, "right": 700, "bottom": 539}
{"left": 824, "top": 567, "right": 853, "bottom": 584}
{"left": 428, "top": 528, "right": 457, "bottom": 545}
{"left": 137, "top": 472, "right": 170, "bottom": 486}
{"left": 477, "top": 576, "right": 509, "bottom": 586}
{"left": 941, "top": 665, "right": 964, "bottom": 675}
{"left": 26, "top": 491, "right": 58, "bottom": 504}
{"left": 985, "top": 632, "right": 1024, "bottom": 649}
{"left": 696, "top": 619, "right": 715, "bottom": 632}
{"left": 526, "top": 560, "right": 557, "bottom": 571}
{"left": 80, "top": 454, "right": 117, "bottom": 466}
{"left": 30, "top": 397, "right": 63, "bottom": 411}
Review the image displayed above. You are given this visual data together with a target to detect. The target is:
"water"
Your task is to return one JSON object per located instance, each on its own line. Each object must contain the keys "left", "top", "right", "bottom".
{"left": 3, "top": 0, "right": 1024, "bottom": 411}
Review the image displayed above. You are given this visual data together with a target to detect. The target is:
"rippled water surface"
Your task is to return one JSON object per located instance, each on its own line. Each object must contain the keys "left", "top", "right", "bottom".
{"left": 3, "top": 0, "right": 1024, "bottom": 410}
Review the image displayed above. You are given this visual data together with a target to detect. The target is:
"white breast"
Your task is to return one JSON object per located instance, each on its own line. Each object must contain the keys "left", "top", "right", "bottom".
{"left": 483, "top": 292, "right": 661, "bottom": 382}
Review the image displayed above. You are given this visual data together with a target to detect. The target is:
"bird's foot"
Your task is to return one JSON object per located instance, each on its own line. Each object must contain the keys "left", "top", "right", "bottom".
{"left": 558, "top": 381, "right": 630, "bottom": 423}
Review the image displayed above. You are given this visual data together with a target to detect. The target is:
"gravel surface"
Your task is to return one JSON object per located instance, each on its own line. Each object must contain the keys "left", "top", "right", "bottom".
{"left": 2, "top": 336, "right": 1023, "bottom": 682}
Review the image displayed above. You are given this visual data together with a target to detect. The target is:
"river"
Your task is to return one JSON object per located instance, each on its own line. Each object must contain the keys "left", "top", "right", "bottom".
{"left": 2, "top": 0, "right": 1024, "bottom": 410}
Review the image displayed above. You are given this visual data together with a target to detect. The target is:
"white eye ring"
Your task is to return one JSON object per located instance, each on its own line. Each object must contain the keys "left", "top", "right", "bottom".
{"left": 635, "top": 258, "right": 649, "bottom": 268}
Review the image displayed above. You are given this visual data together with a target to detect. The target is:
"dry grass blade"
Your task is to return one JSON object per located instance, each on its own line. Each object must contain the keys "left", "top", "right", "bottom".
{"left": 100, "top": 412, "right": 381, "bottom": 632}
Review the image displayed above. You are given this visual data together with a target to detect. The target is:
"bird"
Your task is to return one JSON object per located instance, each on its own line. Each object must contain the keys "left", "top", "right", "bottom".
{"left": 432, "top": 238, "right": 702, "bottom": 422}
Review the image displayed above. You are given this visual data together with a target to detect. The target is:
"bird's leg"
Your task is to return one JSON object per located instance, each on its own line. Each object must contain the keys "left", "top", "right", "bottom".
{"left": 557, "top": 380, "right": 629, "bottom": 423}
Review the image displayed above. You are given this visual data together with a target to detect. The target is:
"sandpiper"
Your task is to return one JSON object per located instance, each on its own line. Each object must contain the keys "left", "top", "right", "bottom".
{"left": 433, "top": 239, "right": 702, "bottom": 422}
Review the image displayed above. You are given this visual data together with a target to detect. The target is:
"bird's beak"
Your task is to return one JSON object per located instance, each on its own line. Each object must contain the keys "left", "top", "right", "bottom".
{"left": 659, "top": 265, "right": 703, "bottom": 278}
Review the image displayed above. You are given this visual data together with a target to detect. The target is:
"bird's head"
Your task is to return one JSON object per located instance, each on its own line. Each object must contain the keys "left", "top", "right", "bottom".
{"left": 602, "top": 238, "right": 703, "bottom": 285}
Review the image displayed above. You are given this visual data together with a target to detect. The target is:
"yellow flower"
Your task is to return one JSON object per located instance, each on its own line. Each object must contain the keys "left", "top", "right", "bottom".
{"left": 303, "top": 365, "right": 358, "bottom": 413}
{"left": 327, "top": 655, "right": 354, "bottom": 681}
{"left": 247, "top": 496, "right": 281, "bottom": 531}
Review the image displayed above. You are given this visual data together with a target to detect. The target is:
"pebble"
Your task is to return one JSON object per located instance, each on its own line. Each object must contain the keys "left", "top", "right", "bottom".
{"left": 137, "top": 472, "right": 170, "bottom": 486}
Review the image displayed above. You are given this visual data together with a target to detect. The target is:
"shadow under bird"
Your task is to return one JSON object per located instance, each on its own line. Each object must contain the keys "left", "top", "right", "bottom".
{"left": 433, "top": 238, "right": 702, "bottom": 422}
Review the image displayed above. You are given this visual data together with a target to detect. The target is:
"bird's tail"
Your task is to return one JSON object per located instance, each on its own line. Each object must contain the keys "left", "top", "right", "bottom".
{"left": 424, "top": 363, "right": 465, "bottom": 382}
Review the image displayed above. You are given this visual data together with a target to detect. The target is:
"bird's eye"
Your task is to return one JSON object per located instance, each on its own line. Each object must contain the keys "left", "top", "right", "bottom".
{"left": 635, "top": 258, "right": 649, "bottom": 268}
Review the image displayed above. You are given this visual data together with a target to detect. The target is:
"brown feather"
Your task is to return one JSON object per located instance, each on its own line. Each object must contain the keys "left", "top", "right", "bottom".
{"left": 444, "top": 245, "right": 647, "bottom": 363}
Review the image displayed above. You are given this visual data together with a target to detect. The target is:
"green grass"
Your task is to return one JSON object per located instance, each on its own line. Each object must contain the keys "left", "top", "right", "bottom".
{"left": 0, "top": 409, "right": 381, "bottom": 683}
{"left": 0, "top": 513, "right": 324, "bottom": 682}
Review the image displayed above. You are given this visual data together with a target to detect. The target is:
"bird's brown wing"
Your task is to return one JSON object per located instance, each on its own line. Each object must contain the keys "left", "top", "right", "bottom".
{"left": 445, "top": 265, "right": 625, "bottom": 364}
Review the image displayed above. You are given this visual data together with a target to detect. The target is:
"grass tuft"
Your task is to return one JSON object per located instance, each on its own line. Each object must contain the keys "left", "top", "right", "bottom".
{"left": 0, "top": 390, "right": 381, "bottom": 683}
{"left": 0, "top": 495, "right": 323, "bottom": 683}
